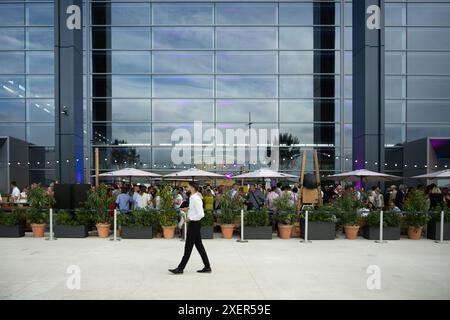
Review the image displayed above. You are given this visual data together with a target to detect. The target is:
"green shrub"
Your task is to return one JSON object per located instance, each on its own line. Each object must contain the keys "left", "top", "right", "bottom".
{"left": 159, "top": 209, "right": 177, "bottom": 227}
{"left": 404, "top": 212, "right": 428, "bottom": 230}
{"left": 403, "top": 189, "right": 428, "bottom": 213}
{"left": 201, "top": 210, "right": 215, "bottom": 227}
{"left": 274, "top": 211, "right": 297, "bottom": 225}
{"left": 159, "top": 185, "right": 174, "bottom": 211}
{"left": 84, "top": 185, "right": 112, "bottom": 224}
{"left": 74, "top": 208, "right": 93, "bottom": 225}
{"left": 365, "top": 211, "right": 401, "bottom": 227}
{"left": 429, "top": 211, "right": 450, "bottom": 223}
{"left": 56, "top": 210, "right": 73, "bottom": 225}
{"left": 217, "top": 209, "right": 238, "bottom": 225}
{"left": 28, "top": 209, "right": 47, "bottom": 224}
{"left": 56, "top": 209, "right": 91, "bottom": 226}
{"left": 28, "top": 187, "right": 55, "bottom": 209}
{"left": 118, "top": 208, "right": 157, "bottom": 227}
{"left": 308, "top": 204, "right": 337, "bottom": 223}
{"left": 245, "top": 207, "right": 270, "bottom": 227}
{"left": 0, "top": 210, "right": 25, "bottom": 226}
{"left": 341, "top": 211, "right": 361, "bottom": 226}
{"left": 272, "top": 193, "right": 295, "bottom": 213}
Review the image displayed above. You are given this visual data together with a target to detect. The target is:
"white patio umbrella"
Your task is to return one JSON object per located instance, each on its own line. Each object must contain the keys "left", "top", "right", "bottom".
{"left": 94, "top": 168, "right": 161, "bottom": 184}
{"left": 326, "top": 169, "right": 401, "bottom": 183}
{"left": 233, "top": 168, "right": 298, "bottom": 179}
{"left": 411, "top": 169, "right": 450, "bottom": 179}
{"left": 163, "top": 167, "right": 223, "bottom": 181}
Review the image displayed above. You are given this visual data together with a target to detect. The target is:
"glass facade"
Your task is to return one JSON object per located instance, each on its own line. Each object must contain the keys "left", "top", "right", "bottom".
{"left": 0, "top": 0, "right": 450, "bottom": 184}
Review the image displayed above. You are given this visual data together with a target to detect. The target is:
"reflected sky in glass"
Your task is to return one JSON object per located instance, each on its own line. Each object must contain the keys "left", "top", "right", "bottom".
{"left": 0, "top": 99, "right": 25, "bottom": 122}
{"left": 26, "top": 27, "right": 53, "bottom": 49}
{"left": 27, "top": 99, "right": 54, "bottom": 122}
{"left": 0, "top": 28, "right": 24, "bottom": 49}
{"left": 0, "top": 51, "right": 24, "bottom": 73}
{"left": 217, "top": 100, "right": 277, "bottom": 122}
{"left": 153, "top": 51, "right": 213, "bottom": 74}
{"left": 153, "top": 28, "right": 213, "bottom": 49}
{"left": 152, "top": 99, "right": 213, "bottom": 122}
{"left": 217, "top": 76, "right": 277, "bottom": 98}
{"left": 26, "top": 51, "right": 54, "bottom": 74}
{"left": 216, "top": 28, "right": 277, "bottom": 49}
{"left": 216, "top": 3, "right": 277, "bottom": 25}
{"left": 153, "top": 4, "right": 213, "bottom": 25}
{"left": 216, "top": 52, "right": 277, "bottom": 74}
{"left": 152, "top": 76, "right": 213, "bottom": 98}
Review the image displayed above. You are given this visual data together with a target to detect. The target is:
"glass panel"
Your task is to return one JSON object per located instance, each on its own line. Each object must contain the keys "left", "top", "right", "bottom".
{"left": 152, "top": 76, "right": 213, "bottom": 98}
{"left": 344, "top": 51, "right": 352, "bottom": 74}
{"left": 29, "top": 146, "right": 55, "bottom": 170}
{"left": 216, "top": 100, "right": 277, "bottom": 122}
{"left": 344, "top": 76, "right": 352, "bottom": 98}
{"left": 0, "top": 4, "right": 24, "bottom": 26}
{"left": 0, "top": 51, "right": 24, "bottom": 74}
{"left": 216, "top": 3, "right": 277, "bottom": 25}
{"left": 216, "top": 52, "right": 277, "bottom": 74}
{"left": 152, "top": 123, "right": 213, "bottom": 146}
{"left": 0, "top": 123, "right": 25, "bottom": 141}
{"left": 29, "top": 170, "right": 56, "bottom": 186}
{"left": 280, "top": 124, "right": 337, "bottom": 146}
{"left": 92, "top": 51, "right": 151, "bottom": 74}
{"left": 153, "top": 27, "right": 213, "bottom": 49}
{"left": 92, "top": 99, "right": 151, "bottom": 122}
{"left": 407, "top": 76, "right": 450, "bottom": 99}
{"left": 408, "top": 101, "right": 450, "bottom": 123}
{"left": 92, "top": 3, "right": 151, "bottom": 26}
{"left": 280, "top": 51, "right": 339, "bottom": 74}
{"left": 0, "top": 75, "right": 26, "bottom": 98}
{"left": 385, "top": 28, "right": 406, "bottom": 50}
{"left": 26, "top": 75, "right": 53, "bottom": 98}
{"left": 280, "top": 75, "right": 339, "bottom": 98}
{"left": 408, "top": 52, "right": 450, "bottom": 75}
{"left": 344, "top": 27, "right": 352, "bottom": 50}
{"left": 26, "top": 52, "right": 54, "bottom": 74}
{"left": 93, "top": 123, "right": 151, "bottom": 145}
{"left": 407, "top": 125, "right": 450, "bottom": 142}
{"left": 344, "top": 3, "right": 352, "bottom": 26}
{"left": 385, "top": 76, "right": 406, "bottom": 99}
{"left": 344, "top": 99, "right": 352, "bottom": 123}
{"left": 26, "top": 3, "right": 53, "bottom": 26}
{"left": 385, "top": 100, "right": 406, "bottom": 123}
{"left": 152, "top": 3, "right": 213, "bottom": 25}
{"left": 279, "top": 3, "right": 339, "bottom": 26}
{"left": 27, "top": 123, "right": 54, "bottom": 146}
{"left": 0, "top": 28, "right": 24, "bottom": 50}
{"left": 0, "top": 99, "right": 25, "bottom": 122}
{"left": 385, "top": 3, "right": 406, "bottom": 26}
{"left": 280, "top": 100, "right": 338, "bottom": 122}
{"left": 216, "top": 28, "right": 277, "bottom": 50}
{"left": 385, "top": 124, "right": 405, "bottom": 146}
{"left": 92, "top": 27, "right": 151, "bottom": 50}
{"left": 152, "top": 99, "right": 213, "bottom": 122}
{"left": 408, "top": 28, "right": 450, "bottom": 50}
{"left": 280, "top": 27, "right": 339, "bottom": 50}
{"left": 216, "top": 76, "right": 277, "bottom": 98}
{"left": 153, "top": 51, "right": 213, "bottom": 74}
{"left": 408, "top": 4, "right": 450, "bottom": 26}
{"left": 95, "top": 147, "right": 151, "bottom": 170}
{"left": 27, "top": 99, "right": 54, "bottom": 122}
{"left": 26, "top": 27, "right": 53, "bottom": 49}
{"left": 92, "top": 75, "right": 151, "bottom": 98}
{"left": 386, "top": 52, "right": 406, "bottom": 74}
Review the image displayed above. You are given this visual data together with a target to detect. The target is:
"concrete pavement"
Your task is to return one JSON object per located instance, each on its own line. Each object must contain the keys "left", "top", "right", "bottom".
{"left": 0, "top": 234, "right": 449, "bottom": 299}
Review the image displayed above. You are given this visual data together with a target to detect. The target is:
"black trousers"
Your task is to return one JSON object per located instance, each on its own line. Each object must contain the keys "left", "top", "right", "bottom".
{"left": 178, "top": 220, "right": 210, "bottom": 270}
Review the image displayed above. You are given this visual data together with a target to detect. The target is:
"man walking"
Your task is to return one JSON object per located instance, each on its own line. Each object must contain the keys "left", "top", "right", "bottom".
{"left": 169, "top": 182, "right": 211, "bottom": 275}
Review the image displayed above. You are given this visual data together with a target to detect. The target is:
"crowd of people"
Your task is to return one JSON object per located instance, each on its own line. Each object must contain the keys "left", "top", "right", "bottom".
{"left": 1, "top": 180, "right": 449, "bottom": 213}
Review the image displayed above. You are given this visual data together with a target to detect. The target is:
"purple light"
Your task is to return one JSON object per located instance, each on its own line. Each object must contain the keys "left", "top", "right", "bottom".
{"left": 224, "top": 172, "right": 233, "bottom": 180}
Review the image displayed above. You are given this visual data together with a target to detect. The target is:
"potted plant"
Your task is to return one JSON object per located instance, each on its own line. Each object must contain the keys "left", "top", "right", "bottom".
{"left": 158, "top": 185, "right": 177, "bottom": 239}
{"left": 27, "top": 186, "right": 54, "bottom": 237}
{"left": 340, "top": 210, "right": 362, "bottom": 239}
{"left": 217, "top": 193, "right": 243, "bottom": 239}
{"left": 200, "top": 209, "right": 215, "bottom": 239}
{"left": 363, "top": 210, "right": 401, "bottom": 240}
{"left": 0, "top": 209, "right": 26, "bottom": 237}
{"left": 84, "top": 185, "right": 112, "bottom": 238}
{"left": 119, "top": 208, "right": 156, "bottom": 239}
{"left": 55, "top": 209, "right": 91, "bottom": 238}
{"left": 302, "top": 205, "right": 336, "bottom": 240}
{"left": 427, "top": 207, "right": 450, "bottom": 241}
{"left": 403, "top": 189, "right": 429, "bottom": 240}
{"left": 273, "top": 193, "right": 296, "bottom": 239}
{"left": 333, "top": 192, "right": 362, "bottom": 239}
{"left": 244, "top": 207, "right": 272, "bottom": 239}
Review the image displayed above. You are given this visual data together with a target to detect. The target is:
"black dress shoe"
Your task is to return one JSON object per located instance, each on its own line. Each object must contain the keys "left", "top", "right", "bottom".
{"left": 197, "top": 267, "right": 212, "bottom": 273}
{"left": 168, "top": 268, "right": 183, "bottom": 274}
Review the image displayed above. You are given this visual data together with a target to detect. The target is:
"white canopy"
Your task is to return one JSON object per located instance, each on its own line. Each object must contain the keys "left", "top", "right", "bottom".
{"left": 163, "top": 168, "right": 223, "bottom": 180}
{"left": 233, "top": 168, "right": 298, "bottom": 179}
{"left": 411, "top": 169, "right": 450, "bottom": 179}
{"left": 95, "top": 168, "right": 161, "bottom": 178}
{"left": 327, "top": 169, "right": 401, "bottom": 182}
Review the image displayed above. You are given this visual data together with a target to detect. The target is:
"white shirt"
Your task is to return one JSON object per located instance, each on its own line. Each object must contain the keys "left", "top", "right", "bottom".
{"left": 136, "top": 193, "right": 150, "bottom": 209}
{"left": 187, "top": 192, "right": 204, "bottom": 221}
{"left": 11, "top": 187, "right": 20, "bottom": 202}
{"left": 174, "top": 194, "right": 183, "bottom": 209}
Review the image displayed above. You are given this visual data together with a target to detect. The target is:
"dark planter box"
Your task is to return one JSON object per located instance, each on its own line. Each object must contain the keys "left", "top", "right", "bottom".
{"left": 55, "top": 225, "right": 89, "bottom": 238}
{"left": 244, "top": 226, "right": 273, "bottom": 239}
{"left": 201, "top": 226, "right": 214, "bottom": 239}
{"left": 0, "top": 225, "right": 25, "bottom": 237}
{"left": 427, "top": 221, "right": 450, "bottom": 241}
{"left": 301, "top": 220, "right": 335, "bottom": 240}
{"left": 121, "top": 226, "right": 153, "bottom": 239}
{"left": 362, "top": 226, "right": 401, "bottom": 240}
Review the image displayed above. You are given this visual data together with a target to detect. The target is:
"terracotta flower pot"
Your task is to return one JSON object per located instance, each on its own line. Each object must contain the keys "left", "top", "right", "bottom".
{"left": 162, "top": 226, "right": 176, "bottom": 239}
{"left": 31, "top": 223, "right": 46, "bottom": 237}
{"left": 96, "top": 223, "right": 111, "bottom": 238}
{"left": 220, "top": 224, "right": 234, "bottom": 239}
{"left": 408, "top": 226, "right": 423, "bottom": 240}
{"left": 344, "top": 225, "right": 360, "bottom": 240}
{"left": 278, "top": 224, "right": 293, "bottom": 239}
